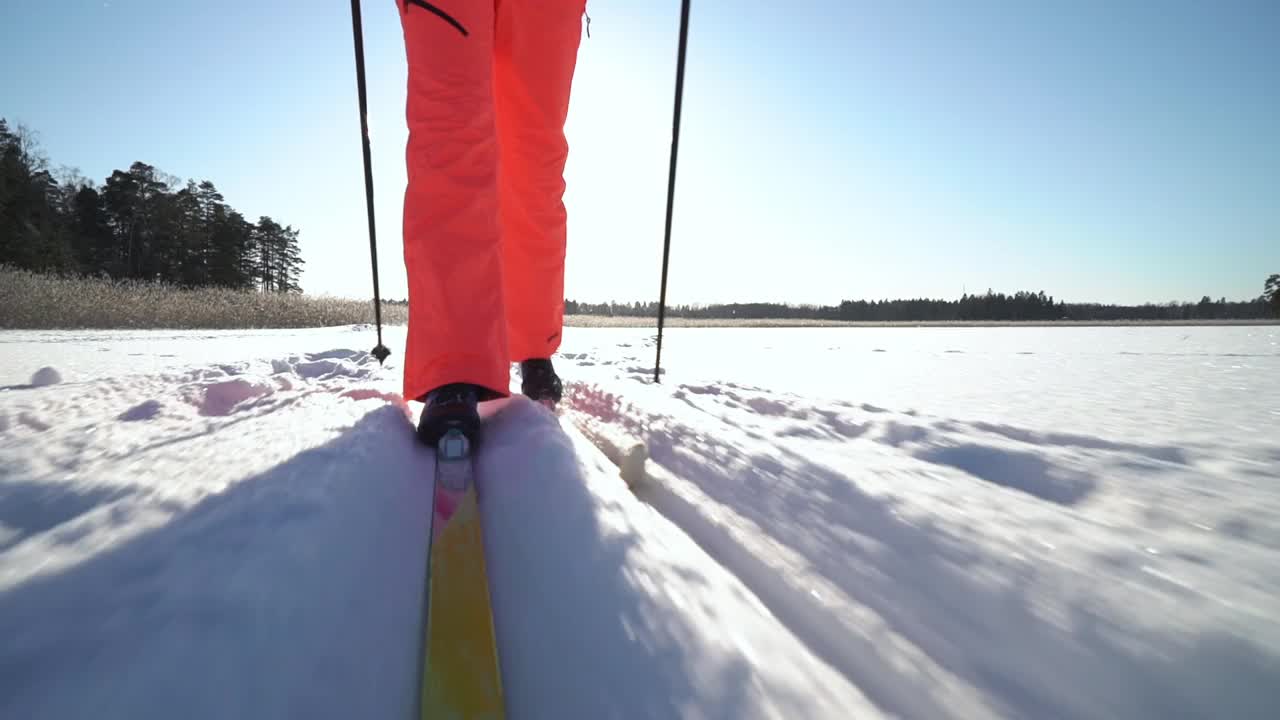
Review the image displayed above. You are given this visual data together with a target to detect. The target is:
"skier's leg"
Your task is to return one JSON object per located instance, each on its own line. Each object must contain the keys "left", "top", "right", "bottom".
{"left": 398, "top": 0, "right": 509, "bottom": 404}
{"left": 493, "top": 0, "right": 586, "bottom": 364}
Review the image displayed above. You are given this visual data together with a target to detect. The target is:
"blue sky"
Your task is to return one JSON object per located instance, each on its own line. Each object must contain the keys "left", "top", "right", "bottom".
{"left": 3, "top": 0, "right": 1277, "bottom": 305}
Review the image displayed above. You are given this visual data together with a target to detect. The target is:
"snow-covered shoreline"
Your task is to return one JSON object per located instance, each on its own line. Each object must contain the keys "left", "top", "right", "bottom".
{"left": 563, "top": 315, "right": 1280, "bottom": 328}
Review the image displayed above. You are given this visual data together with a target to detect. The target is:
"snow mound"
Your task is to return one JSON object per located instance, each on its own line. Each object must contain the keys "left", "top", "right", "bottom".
{"left": 306, "top": 349, "right": 366, "bottom": 361}
{"left": 118, "top": 400, "right": 163, "bottom": 422}
{"left": 193, "top": 378, "right": 275, "bottom": 417}
{"left": 170, "top": 348, "right": 389, "bottom": 419}
{"left": 17, "top": 412, "right": 52, "bottom": 432}
{"left": 30, "top": 367, "right": 62, "bottom": 387}
{"left": 914, "top": 441, "right": 1097, "bottom": 505}
{"left": 339, "top": 388, "right": 403, "bottom": 403}
{"left": 294, "top": 359, "right": 360, "bottom": 380}
{"left": 271, "top": 350, "right": 378, "bottom": 382}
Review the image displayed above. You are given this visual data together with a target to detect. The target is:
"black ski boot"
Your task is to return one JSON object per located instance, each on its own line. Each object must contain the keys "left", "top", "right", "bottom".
{"left": 520, "top": 358, "right": 563, "bottom": 407}
{"left": 417, "top": 382, "right": 481, "bottom": 448}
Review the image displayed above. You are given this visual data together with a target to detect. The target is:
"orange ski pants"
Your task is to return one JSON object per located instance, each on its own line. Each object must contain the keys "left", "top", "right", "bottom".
{"left": 396, "top": 0, "right": 585, "bottom": 402}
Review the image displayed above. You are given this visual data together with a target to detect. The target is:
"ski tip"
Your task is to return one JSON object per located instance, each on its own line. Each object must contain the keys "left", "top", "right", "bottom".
{"left": 620, "top": 442, "right": 648, "bottom": 487}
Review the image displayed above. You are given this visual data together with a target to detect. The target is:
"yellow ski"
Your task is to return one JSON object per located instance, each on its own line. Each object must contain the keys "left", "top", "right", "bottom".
{"left": 420, "top": 429, "right": 505, "bottom": 719}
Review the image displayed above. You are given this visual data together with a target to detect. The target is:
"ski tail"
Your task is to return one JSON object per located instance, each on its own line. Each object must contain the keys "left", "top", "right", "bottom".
{"left": 420, "top": 430, "right": 505, "bottom": 718}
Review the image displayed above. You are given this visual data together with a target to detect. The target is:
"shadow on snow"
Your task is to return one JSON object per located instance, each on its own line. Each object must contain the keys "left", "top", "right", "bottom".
{"left": 0, "top": 395, "right": 752, "bottom": 719}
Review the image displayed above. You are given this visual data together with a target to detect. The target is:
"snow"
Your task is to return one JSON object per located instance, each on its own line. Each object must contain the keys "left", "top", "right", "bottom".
{"left": 1, "top": 324, "right": 1278, "bottom": 718}
{"left": 479, "top": 398, "right": 877, "bottom": 718}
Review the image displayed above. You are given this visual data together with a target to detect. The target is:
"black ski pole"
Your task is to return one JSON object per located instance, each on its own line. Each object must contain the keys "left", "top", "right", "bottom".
{"left": 655, "top": 0, "right": 691, "bottom": 384}
{"left": 350, "top": 0, "right": 391, "bottom": 364}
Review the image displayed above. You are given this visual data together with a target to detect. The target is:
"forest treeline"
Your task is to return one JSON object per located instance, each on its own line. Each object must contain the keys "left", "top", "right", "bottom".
{"left": 0, "top": 119, "right": 303, "bottom": 292}
{"left": 5, "top": 118, "right": 1277, "bottom": 322}
{"left": 569, "top": 286, "right": 1279, "bottom": 322}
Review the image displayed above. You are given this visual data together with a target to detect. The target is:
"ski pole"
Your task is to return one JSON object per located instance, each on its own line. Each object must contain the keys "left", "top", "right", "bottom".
{"left": 350, "top": 0, "right": 391, "bottom": 364}
{"left": 655, "top": 0, "right": 691, "bottom": 383}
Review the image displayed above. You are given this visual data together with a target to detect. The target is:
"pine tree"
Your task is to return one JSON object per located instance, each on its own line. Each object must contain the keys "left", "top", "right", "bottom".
{"left": 0, "top": 120, "right": 75, "bottom": 272}
{"left": 278, "top": 223, "right": 304, "bottom": 293}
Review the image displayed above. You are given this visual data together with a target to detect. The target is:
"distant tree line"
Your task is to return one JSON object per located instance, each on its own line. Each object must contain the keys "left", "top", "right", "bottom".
{"left": 0, "top": 119, "right": 303, "bottom": 292}
{"left": 569, "top": 286, "right": 1278, "bottom": 321}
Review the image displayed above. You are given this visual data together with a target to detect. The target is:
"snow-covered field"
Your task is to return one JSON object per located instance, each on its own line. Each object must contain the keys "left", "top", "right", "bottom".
{"left": 1, "top": 324, "right": 1277, "bottom": 718}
